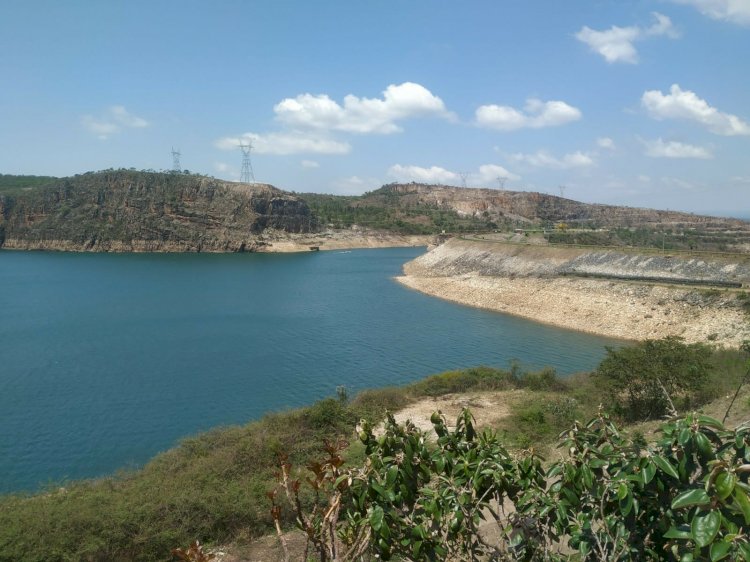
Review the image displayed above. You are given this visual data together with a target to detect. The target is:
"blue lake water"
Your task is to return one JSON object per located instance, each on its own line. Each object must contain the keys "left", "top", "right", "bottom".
{"left": 0, "top": 248, "right": 619, "bottom": 493}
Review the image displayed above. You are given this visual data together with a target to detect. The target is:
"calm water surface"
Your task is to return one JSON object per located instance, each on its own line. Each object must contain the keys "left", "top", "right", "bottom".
{"left": 0, "top": 248, "right": 619, "bottom": 492}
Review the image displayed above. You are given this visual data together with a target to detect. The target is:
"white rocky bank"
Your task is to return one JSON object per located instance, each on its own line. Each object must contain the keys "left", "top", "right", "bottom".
{"left": 397, "top": 239, "right": 750, "bottom": 347}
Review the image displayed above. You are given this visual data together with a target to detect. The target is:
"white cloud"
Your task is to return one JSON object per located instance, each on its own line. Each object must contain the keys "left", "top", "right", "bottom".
{"left": 215, "top": 132, "right": 351, "bottom": 155}
{"left": 642, "top": 137, "right": 713, "bottom": 159}
{"left": 642, "top": 84, "right": 750, "bottom": 135}
{"left": 387, "top": 164, "right": 459, "bottom": 184}
{"left": 638, "top": 175, "right": 652, "bottom": 183}
{"left": 273, "top": 82, "right": 451, "bottom": 134}
{"left": 597, "top": 137, "right": 616, "bottom": 150}
{"left": 301, "top": 160, "right": 320, "bottom": 168}
{"left": 330, "top": 175, "right": 381, "bottom": 195}
{"left": 575, "top": 12, "right": 678, "bottom": 64}
{"left": 511, "top": 150, "right": 595, "bottom": 169}
{"left": 387, "top": 163, "right": 520, "bottom": 186}
{"left": 475, "top": 98, "right": 582, "bottom": 131}
{"left": 82, "top": 105, "right": 149, "bottom": 139}
{"left": 214, "top": 162, "right": 230, "bottom": 173}
{"left": 475, "top": 164, "right": 521, "bottom": 184}
{"left": 109, "top": 105, "right": 149, "bottom": 128}
{"left": 669, "top": 0, "right": 750, "bottom": 26}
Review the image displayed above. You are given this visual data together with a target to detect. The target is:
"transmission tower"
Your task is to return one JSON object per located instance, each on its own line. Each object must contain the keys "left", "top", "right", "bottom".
{"left": 239, "top": 140, "right": 255, "bottom": 183}
{"left": 458, "top": 172, "right": 469, "bottom": 188}
{"left": 171, "top": 147, "right": 181, "bottom": 172}
{"left": 558, "top": 184, "right": 567, "bottom": 198}
{"left": 497, "top": 176, "right": 507, "bottom": 190}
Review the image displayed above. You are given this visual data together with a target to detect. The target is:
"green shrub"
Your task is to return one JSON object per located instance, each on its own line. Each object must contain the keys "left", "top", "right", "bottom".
{"left": 519, "top": 366, "right": 565, "bottom": 391}
{"left": 594, "top": 336, "right": 712, "bottom": 421}
{"left": 277, "top": 408, "right": 750, "bottom": 561}
{"left": 408, "top": 366, "right": 517, "bottom": 396}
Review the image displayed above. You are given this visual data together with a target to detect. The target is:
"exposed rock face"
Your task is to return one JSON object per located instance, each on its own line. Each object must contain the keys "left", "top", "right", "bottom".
{"left": 0, "top": 171, "right": 316, "bottom": 252}
{"left": 409, "top": 239, "right": 750, "bottom": 287}
{"left": 371, "top": 184, "right": 747, "bottom": 229}
{"left": 398, "top": 238, "right": 750, "bottom": 347}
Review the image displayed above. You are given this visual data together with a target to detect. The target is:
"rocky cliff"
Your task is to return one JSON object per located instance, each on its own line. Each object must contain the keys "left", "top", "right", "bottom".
{"left": 0, "top": 170, "right": 316, "bottom": 252}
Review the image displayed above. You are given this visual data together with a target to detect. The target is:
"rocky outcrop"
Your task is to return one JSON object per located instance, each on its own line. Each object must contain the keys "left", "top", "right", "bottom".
{"left": 0, "top": 170, "right": 316, "bottom": 252}
{"left": 398, "top": 238, "right": 750, "bottom": 347}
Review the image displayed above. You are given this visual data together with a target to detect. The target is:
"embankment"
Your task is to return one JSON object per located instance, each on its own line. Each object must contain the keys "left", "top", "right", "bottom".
{"left": 397, "top": 238, "right": 750, "bottom": 346}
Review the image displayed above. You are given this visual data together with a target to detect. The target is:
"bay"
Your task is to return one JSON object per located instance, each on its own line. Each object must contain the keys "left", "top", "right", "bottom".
{"left": 0, "top": 248, "right": 618, "bottom": 493}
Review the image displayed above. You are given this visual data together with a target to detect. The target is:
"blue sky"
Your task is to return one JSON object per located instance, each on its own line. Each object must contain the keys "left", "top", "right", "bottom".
{"left": 1, "top": 0, "right": 749, "bottom": 216}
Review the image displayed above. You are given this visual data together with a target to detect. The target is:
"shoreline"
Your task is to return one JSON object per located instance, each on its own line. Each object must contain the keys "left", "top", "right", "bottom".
{"left": 0, "top": 232, "right": 435, "bottom": 254}
{"left": 396, "top": 273, "right": 750, "bottom": 347}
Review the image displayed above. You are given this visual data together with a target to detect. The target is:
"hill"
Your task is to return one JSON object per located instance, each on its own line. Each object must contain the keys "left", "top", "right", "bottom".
{"left": 0, "top": 170, "right": 314, "bottom": 252}
{"left": 2, "top": 171, "right": 749, "bottom": 252}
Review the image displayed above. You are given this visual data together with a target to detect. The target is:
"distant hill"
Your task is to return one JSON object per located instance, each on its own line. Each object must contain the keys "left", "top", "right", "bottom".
{"left": 0, "top": 170, "right": 314, "bottom": 252}
{"left": 357, "top": 183, "right": 747, "bottom": 230}
{"left": 1, "top": 171, "right": 748, "bottom": 252}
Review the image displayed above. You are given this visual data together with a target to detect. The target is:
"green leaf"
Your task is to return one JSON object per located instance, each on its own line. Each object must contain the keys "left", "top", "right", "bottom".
{"left": 652, "top": 455, "right": 680, "bottom": 480}
{"left": 714, "top": 471, "right": 736, "bottom": 501}
{"left": 678, "top": 428, "right": 692, "bottom": 446}
{"left": 698, "top": 415, "right": 725, "bottom": 430}
{"left": 619, "top": 491, "right": 633, "bottom": 517}
{"left": 691, "top": 510, "right": 720, "bottom": 548}
{"left": 694, "top": 432, "right": 714, "bottom": 459}
{"left": 672, "top": 488, "right": 711, "bottom": 510}
{"left": 369, "top": 505, "right": 384, "bottom": 531}
{"left": 581, "top": 465, "right": 594, "bottom": 489}
{"left": 734, "top": 487, "right": 750, "bottom": 525}
{"left": 664, "top": 525, "right": 692, "bottom": 539}
{"left": 385, "top": 465, "right": 398, "bottom": 487}
{"left": 710, "top": 541, "right": 731, "bottom": 561}
{"left": 642, "top": 460, "right": 656, "bottom": 485}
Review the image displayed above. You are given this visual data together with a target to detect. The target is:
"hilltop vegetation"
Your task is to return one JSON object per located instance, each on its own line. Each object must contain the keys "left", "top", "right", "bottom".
{"left": 0, "top": 339, "right": 747, "bottom": 561}
{"left": 0, "top": 173, "right": 57, "bottom": 196}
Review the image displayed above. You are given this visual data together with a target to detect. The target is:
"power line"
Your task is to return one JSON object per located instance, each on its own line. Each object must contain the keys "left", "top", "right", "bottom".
{"left": 171, "top": 147, "right": 181, "bottom": 172}
{"left": 239, "top": 140, "right": 255, "bottom": 183}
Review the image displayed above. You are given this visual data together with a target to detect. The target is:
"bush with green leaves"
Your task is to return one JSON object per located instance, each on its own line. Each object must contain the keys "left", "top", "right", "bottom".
{"left": 272, "top": 407, "right": 750, "bottom": 561}
{"left": 595, "top": 337, "right": 713, "bottom": 421}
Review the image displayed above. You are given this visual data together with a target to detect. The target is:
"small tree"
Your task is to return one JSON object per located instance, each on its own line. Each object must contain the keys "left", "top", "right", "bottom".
{"left": 595, "top": 337, "right": 712, "bottom": 421}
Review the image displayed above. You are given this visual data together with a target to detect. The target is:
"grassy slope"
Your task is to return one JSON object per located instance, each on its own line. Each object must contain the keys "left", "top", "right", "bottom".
{"left": 0, "top": 349, "right": 747, "bottom": 562}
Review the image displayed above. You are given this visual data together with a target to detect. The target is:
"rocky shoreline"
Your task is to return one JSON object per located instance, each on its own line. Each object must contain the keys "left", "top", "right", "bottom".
{"left": 397, "top": 239, "right": 750, "bottom": 347}
{"left": 0, "top": 230, "right": 434, "bottom": 253}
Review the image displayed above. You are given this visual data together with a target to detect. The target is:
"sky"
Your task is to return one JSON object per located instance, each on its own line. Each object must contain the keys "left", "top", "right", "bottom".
{"left": 1, "top": 0, "right": 749, "bottom": 217}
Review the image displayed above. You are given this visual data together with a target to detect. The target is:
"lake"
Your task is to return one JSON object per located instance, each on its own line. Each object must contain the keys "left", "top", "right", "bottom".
{"left": 0, "top": 248, "right": 619, "bottom": 493}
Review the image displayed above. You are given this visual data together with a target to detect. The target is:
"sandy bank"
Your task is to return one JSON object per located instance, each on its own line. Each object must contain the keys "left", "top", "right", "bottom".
{"left": 259, "top": 231, "right": 433, "bottom": 252}
{"left": 397, "top": 273, "right": 749, "bottom": 346}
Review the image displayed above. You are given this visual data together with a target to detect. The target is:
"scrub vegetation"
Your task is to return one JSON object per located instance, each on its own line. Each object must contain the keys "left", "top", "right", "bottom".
{"left": 0, "top": 339, "right": 748, "bottom": 561}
